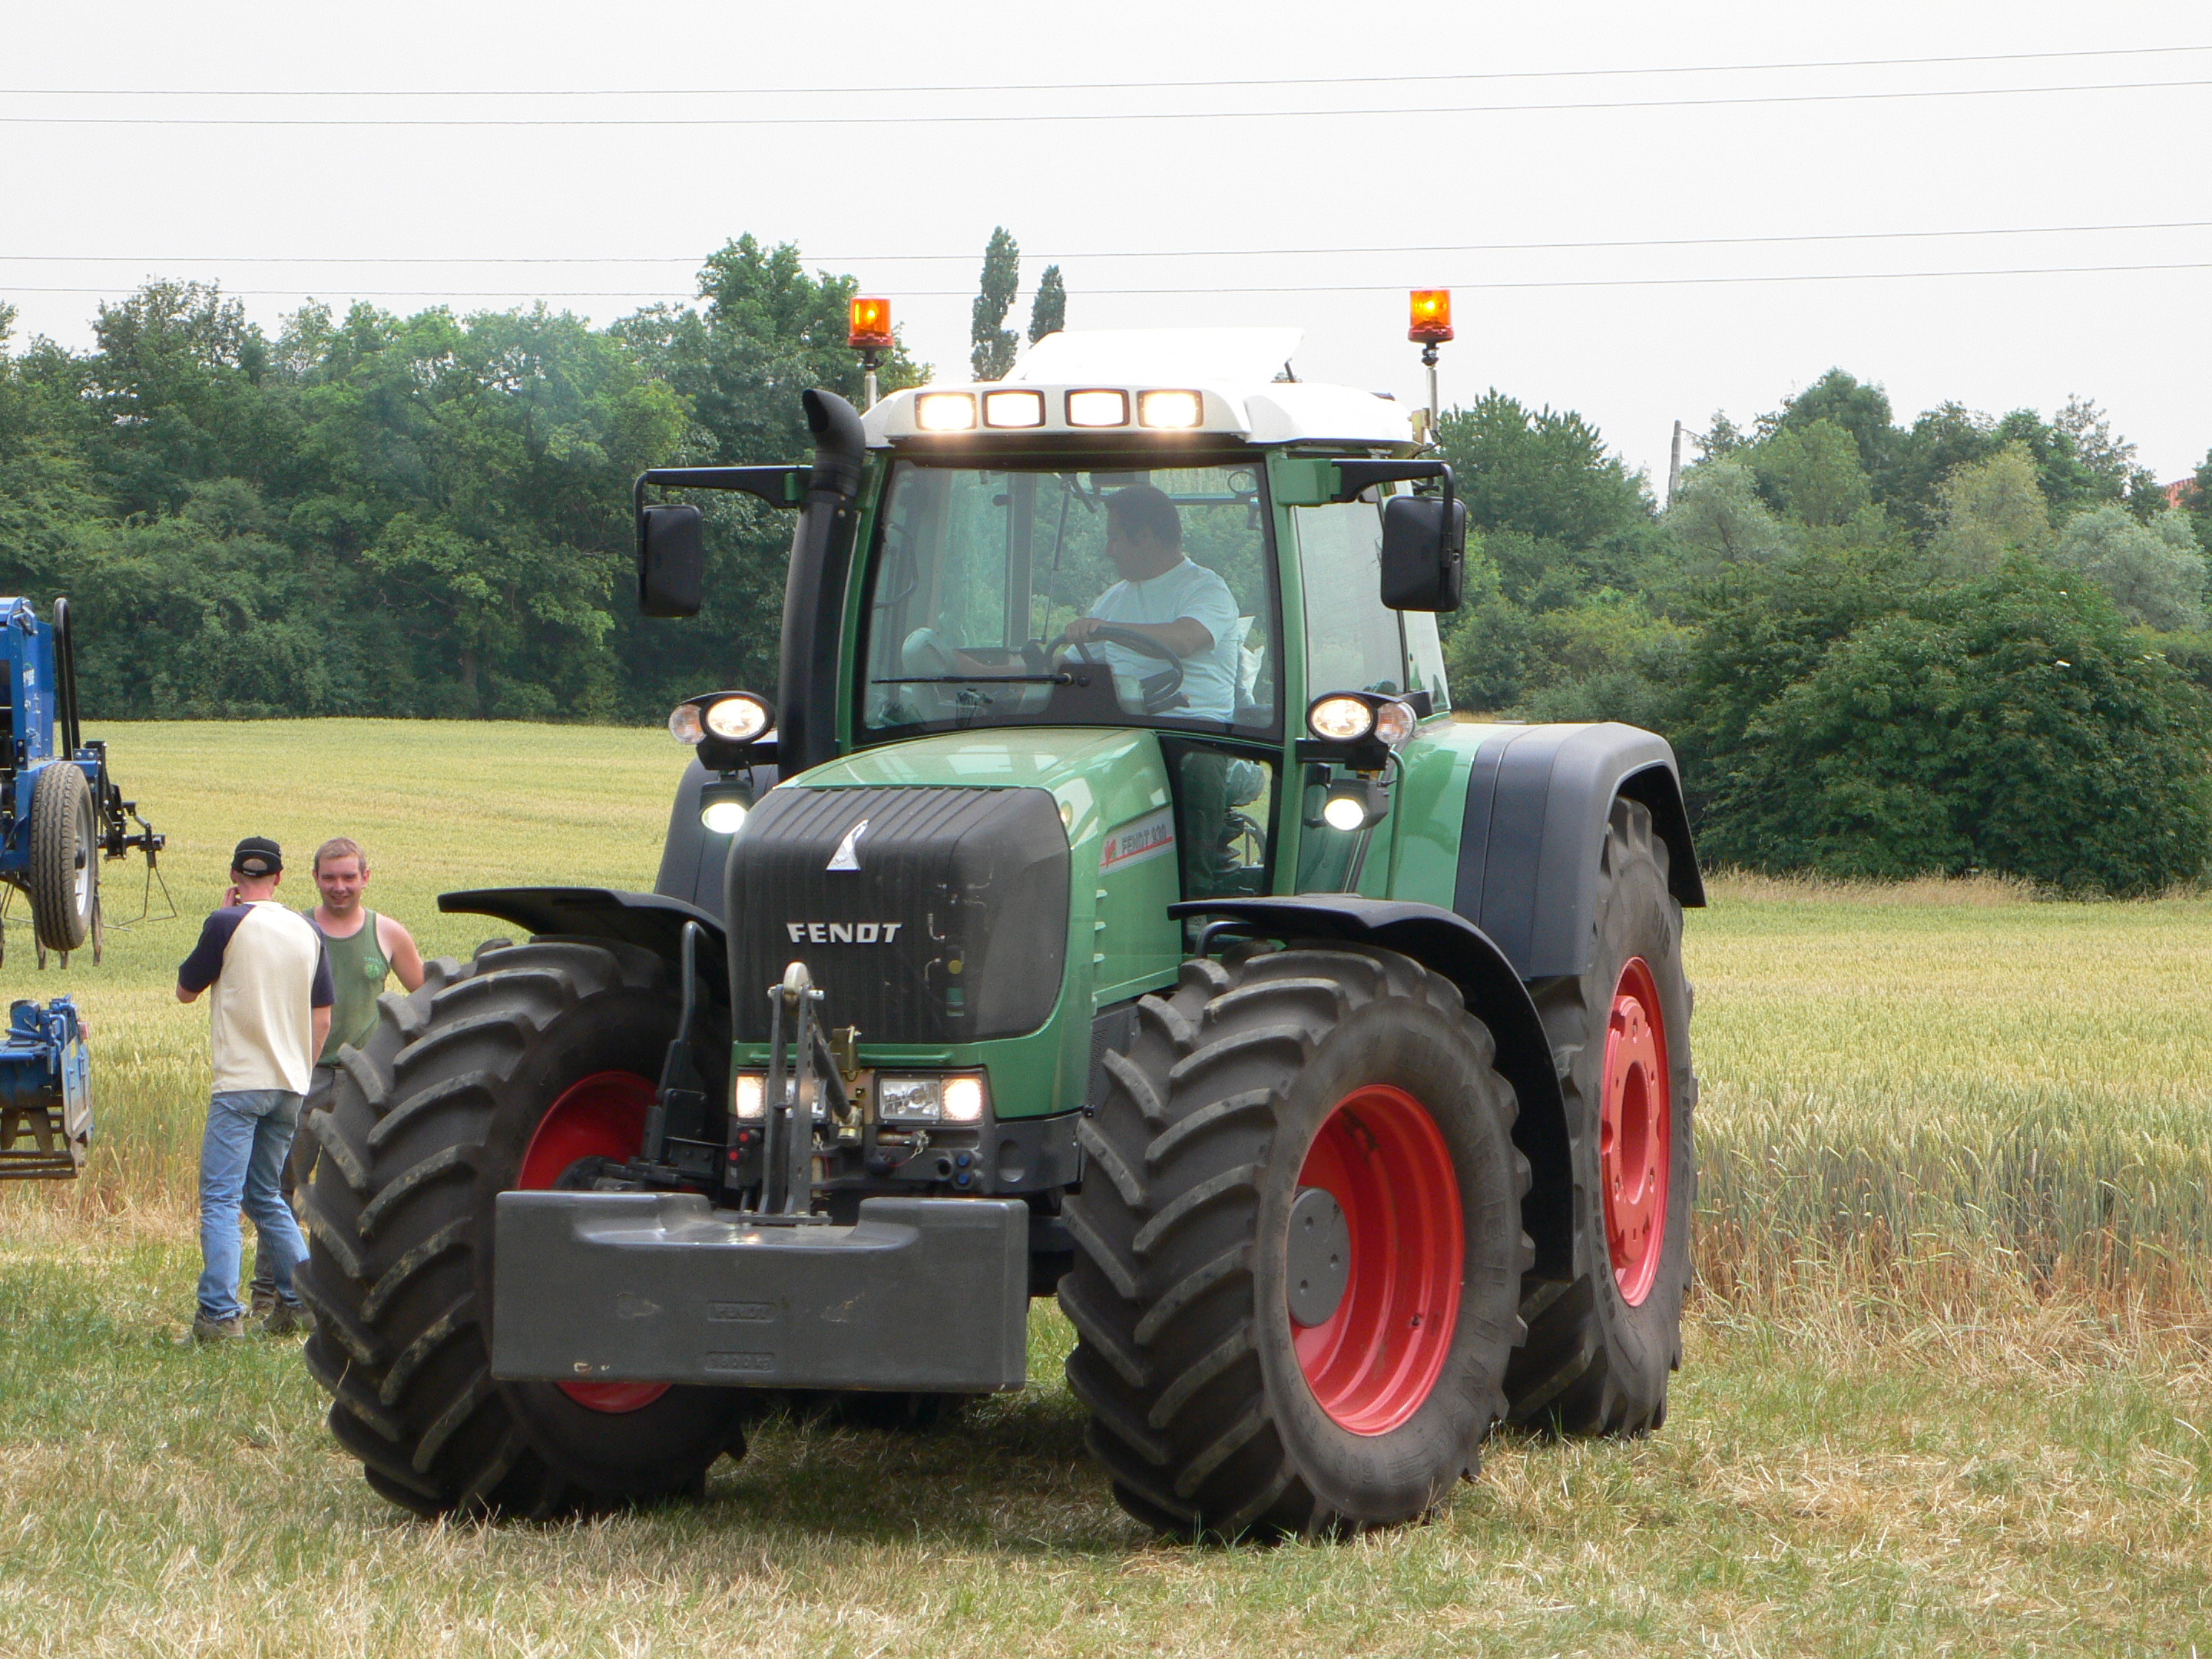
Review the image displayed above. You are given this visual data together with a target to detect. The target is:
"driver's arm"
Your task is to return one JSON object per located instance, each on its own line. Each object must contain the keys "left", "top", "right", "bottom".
{"left": 1064, "top": 614, "right": 1214, "bottom": 657}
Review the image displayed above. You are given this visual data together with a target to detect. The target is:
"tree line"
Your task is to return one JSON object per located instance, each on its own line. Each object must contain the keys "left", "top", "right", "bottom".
{"left": 4, "top": 239, "right": 2209, "bottom": 891}
{"left": 1436, "top": 373, "right": 2212, "bottom": 893}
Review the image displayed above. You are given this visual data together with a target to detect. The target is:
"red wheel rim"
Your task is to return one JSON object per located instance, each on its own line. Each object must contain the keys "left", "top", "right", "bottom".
{"left": 1290, "top": 1084, "right": 1463, "bottom": 1435}
{"left": 515, "top": 1070, "right": 670, "bottom": 1414}
{"left": 1601, "top": 958, "right": 1671, "bottom": 1306}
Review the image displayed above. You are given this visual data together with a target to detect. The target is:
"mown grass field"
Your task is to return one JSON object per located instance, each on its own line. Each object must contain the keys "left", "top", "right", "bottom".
{"left": 4, "top": 720, "right": 2210, "bottom": 1656}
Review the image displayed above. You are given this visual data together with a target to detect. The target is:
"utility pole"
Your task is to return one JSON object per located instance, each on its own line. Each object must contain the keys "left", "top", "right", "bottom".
{"left": 1667, "top": 419, "right": 1684, "bottom": 508}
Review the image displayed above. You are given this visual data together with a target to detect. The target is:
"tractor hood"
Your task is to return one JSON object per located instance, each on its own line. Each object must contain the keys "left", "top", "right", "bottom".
{"left": 726, "top": 730, "right": 1175, "bottom": 1047}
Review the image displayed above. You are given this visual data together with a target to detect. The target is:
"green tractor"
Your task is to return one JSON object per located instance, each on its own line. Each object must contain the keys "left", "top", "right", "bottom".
{"left": 298, "top": 328, "right": 1701, "bottom": 1538}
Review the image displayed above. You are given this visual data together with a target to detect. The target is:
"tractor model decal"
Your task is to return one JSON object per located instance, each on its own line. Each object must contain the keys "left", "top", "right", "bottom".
{"left": 1099, "top": 806, "right": 1175, "bottom": 872}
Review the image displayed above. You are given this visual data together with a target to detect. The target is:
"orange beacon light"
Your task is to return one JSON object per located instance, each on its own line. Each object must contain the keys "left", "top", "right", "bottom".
{"left": 848, "top": 296, "right": 893, "bottom": 352}
{"left": 1409, "top": 289, "right": 1454, "bottom": 345}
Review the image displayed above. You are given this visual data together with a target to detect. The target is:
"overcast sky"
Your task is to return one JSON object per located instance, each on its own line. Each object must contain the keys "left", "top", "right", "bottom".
{"left": 5, "top": 0, "right": 2207, "bottom": 488}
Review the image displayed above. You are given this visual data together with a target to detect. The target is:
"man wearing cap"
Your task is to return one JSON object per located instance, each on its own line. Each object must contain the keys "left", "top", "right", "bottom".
{"left": 247, "top": 835, "right": 426, "bottom": 1316}
{"left": 176, "top": 837, "right": 333, "bottom": 1341}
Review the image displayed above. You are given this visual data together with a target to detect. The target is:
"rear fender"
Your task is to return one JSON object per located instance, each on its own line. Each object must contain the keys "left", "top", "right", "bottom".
{"left": 1167, "top": 894, "right": 1568, "bottom": 1270}
{"left": 1454, "top": 723, "right": 1704, "bottom": 981}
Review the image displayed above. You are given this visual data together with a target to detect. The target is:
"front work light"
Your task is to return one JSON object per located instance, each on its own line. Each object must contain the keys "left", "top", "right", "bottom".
{"left": 1137, "top": 389, "right": 1204, "bottom": 429}
{"left": 982, "top": 389, "right": 1046, "bottom": 428}
{"left": 916, "top": 392, "right": 979, "bottom": 432}
{"left": 668, "top": 702, "right": 706, "bottom": 745}
{"left": 700, "top": 777, "right": 754, "bottom": 835}
{"left": 1409, "top": 289, "right": 1455, "bottom": 344}
{"left": 848, "top": 296, "right": 893, "bottom": 351}
{"left": 701, "top": 797, "right": 750, "bottom": 834}
{"left": 1322, "top": 778, "right": 1392, "bottom": 831}
{"left": 1066, "top": 389, "right": 1130, "bottom": 428}
{"left": 1307, "top": 694, "right": 1377, "bottom": 743}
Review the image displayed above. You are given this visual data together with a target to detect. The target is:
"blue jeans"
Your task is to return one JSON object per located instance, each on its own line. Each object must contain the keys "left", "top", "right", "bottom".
{"left": 197, "top": 1089, "right": 308, "bottom": 1321}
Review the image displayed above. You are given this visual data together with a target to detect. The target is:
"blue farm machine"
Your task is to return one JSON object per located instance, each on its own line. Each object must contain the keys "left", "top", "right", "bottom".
{"left": 0, "top": 594, "right": 164, "bottom": 1179}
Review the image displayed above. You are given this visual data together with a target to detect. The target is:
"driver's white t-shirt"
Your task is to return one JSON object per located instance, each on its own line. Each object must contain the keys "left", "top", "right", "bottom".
{"left": 1086, "top": 558, "right": 1241, "bottom": 722}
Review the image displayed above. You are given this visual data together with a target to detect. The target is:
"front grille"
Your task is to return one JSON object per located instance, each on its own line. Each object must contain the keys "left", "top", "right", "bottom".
{"left": 727, "top": 785, "right": 1071, "bottom": 1044}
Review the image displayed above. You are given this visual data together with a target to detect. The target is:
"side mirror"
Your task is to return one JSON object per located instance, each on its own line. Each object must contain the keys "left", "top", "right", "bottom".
{"left": 1379, "top": 494, "right": 1466, "bottom": 612}
{"left": 638, "top": 503, "right": 705, "bottom": 618}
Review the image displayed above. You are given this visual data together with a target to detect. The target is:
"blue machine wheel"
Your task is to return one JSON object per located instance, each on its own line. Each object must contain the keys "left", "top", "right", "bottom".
{"left": 28, "top": 762, "right": 97, "bottom": 956}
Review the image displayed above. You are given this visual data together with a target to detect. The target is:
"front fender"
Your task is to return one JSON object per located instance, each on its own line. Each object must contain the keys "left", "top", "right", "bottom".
{"left": 439, "top": 886, "right": 727, "bottom": 1008}
{"left": 1166, "top": 894, "right": 1564, "bottom": 1149}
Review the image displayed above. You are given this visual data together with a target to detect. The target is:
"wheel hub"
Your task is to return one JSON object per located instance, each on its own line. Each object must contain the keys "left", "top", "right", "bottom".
{"left": 1285, "top": 1186, "right": 1352, "bottom": 1326}
{"left": 1600, "top": 957, "right": 1671, "bottom": 1306}
{"left": 515, "top": 1070, "right": 671, "bottom": 1413}
{"left": 1290, "top": 1084, "right": 1463, "bottom": 1436}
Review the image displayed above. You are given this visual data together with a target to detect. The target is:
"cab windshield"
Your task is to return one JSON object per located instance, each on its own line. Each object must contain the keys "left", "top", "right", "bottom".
{"left": 859, "top": 461, "right": 1280, "bottom": 738}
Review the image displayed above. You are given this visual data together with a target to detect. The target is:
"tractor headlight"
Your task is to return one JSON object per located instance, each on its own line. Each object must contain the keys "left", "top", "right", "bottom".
{"left": 732, "top": 1071, "right": 817, "bottom": 1121}
{"left": 669, "top": 702, "right": 705, "bottom": 744}
{"left": 703, "top": 693, "right": 773, "bottom": 743}
{"left": 1306, "top": 690, "right": 1417, "bottom": 750}
{"left": 1307, "top": 694, "right": 1376, "bottom": 743}
{"left": 876, "top": 1071, "right": 989, "bottom": 1124}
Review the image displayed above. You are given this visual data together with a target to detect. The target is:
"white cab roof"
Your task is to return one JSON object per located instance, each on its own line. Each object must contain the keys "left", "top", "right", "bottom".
{"left": 861, "top": 328, "right": 1416, "bottom": 451}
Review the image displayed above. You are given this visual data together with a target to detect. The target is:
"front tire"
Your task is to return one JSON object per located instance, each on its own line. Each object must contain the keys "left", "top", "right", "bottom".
{"left": 1060, "top": 945, "right": 1529, "bottom": 1539}
{"left": 296, "top": 939, "right": 743, "bottom": 1518}
{"left": 1505, "top": 797, "right": 1697, "bottom": 1435}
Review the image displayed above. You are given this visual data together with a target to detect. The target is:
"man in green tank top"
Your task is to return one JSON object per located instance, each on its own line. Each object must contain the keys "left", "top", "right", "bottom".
{"left": 251, "top": 836, "right": 426, "bottom": 1320}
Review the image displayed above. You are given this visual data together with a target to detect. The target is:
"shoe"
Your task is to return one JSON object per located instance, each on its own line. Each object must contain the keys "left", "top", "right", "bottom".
{"left": 260, "top": 1301, "right": 308, "bottom": 1336}
{"left": 249, "top": 1283, "right": 277, "bottom": 1320}
{"left": 193, "top": 1313, "right": 248, "bottom": 1343}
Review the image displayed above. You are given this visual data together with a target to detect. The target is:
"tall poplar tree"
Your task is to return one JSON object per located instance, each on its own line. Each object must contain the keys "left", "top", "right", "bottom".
{"left": 1028, "top": 264, "right": 1066, "bottom": 343}
{"left": 970, "top": 227, "right": 1020, "bottom": 380}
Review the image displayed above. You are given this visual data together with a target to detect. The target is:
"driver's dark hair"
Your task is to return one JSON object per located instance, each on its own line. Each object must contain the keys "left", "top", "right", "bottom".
{"left": 1105, "top": 484, "right": 1182, "bottom": 548}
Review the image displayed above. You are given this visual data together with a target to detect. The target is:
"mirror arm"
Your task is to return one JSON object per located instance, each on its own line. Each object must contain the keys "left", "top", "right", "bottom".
{"left": 634, "top": 465, "right": 807, "bottom": 525}
{"left": 1328, "top": 459, "right": 1455, "bottom": 518}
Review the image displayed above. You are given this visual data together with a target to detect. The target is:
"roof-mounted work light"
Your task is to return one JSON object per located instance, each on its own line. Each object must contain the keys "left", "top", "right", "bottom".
{"left": 849, "top": 296, "right": 892, "bottom": 409}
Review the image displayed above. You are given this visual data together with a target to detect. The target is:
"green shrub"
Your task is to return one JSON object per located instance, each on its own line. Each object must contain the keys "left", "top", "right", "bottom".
{"left": 1697, "top": 562, "right": 2210, "bottom": 894}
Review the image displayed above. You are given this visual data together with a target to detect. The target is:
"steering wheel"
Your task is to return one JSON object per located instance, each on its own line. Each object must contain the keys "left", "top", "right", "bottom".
{"left": 1051, "top": 624, "right": 1186, "bottom": 712}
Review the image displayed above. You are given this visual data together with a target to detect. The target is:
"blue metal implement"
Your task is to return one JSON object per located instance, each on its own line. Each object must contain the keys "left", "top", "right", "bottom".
{"left": 0, "top": 997, "right": 92, "bottom": 1178}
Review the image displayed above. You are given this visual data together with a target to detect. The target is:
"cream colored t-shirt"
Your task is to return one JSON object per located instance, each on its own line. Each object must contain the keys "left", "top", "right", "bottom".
{"left": 177, "top": 901, "right": 333, "bottom": 1094}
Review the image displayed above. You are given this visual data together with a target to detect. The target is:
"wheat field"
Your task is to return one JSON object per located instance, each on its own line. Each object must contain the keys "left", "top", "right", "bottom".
{"left": 3, "top": 720, "right": 2210, "bottom": 1655}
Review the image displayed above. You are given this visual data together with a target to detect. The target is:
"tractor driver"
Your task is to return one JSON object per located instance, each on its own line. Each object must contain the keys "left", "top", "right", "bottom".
{"left": 1063, "top": 485, "right": 1240, "bottom": 724}
{"left": 1068, "top": 486, "right": 1248, "bottom": 895}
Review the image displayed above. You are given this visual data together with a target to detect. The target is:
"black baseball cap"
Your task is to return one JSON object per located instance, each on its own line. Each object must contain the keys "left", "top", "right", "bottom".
{"left": 231, "top": 836, "right": 283, "bottom": 877}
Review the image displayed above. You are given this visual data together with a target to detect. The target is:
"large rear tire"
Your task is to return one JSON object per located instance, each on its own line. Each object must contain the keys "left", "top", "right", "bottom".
{"left": 296, "top": 939, "right": 743, "bottom": 1518}
{"left": 1505, "top": 797, "right": 1697, "bottom": 1435}
{"left": 28, "top": 762, "right": 95, "bottom": 954}
{"left": 1060, "top": 945, "right": 1529, "bottom": 1539}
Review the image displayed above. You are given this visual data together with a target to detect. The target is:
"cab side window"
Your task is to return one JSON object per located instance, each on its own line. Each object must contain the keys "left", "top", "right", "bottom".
{"left": 1293, "top": 502, "right": 1407, "bottom": 699}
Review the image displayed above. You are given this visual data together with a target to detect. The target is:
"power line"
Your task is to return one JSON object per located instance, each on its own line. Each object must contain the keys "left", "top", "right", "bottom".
{"left": 6, "top": 218, "right": 2207, "bottom": 268}
{"left": 2, "top": 77, "right": 2206, "bottom": 127}
{"left": 2, "top": 42, "right": 2205, "bottom": 99}
{"left": 8, "top": 260, "right": 2208, "bottom": 301}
